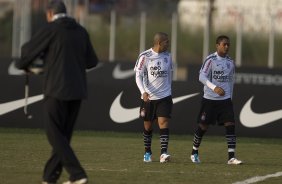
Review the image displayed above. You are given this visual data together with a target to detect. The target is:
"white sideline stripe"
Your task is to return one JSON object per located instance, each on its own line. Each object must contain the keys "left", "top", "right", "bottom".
{"left": 232, "top": 171, "right": 282, "bottom": 184}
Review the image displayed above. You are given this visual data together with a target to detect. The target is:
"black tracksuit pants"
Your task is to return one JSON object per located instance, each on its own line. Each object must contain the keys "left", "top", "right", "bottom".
{"left": 43, "top": 96, "right": 87, "bottom": 182}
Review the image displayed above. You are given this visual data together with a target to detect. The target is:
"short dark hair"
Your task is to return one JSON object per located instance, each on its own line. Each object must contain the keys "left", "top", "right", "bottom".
{"left": 216, "top": 35, "right": 229, "bottom": 44}
{"left": 153, "top": 32, "right": 168, "bottom": 44}
{"left": 46, "top": 0, "right": 67, "bottom": 14}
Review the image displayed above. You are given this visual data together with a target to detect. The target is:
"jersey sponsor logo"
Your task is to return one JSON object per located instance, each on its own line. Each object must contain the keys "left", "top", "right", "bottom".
{"left": 150, "top": 64, "right": 168, "bottom": 78}
{"left": 214, "top": 70, "right": 224, "bottom": 75}
{"left": 112, "top": 64, "right": 135, "bottom": 79}
{"left": 213, "top": 73, "right": 232, "bottom": 82}
{"left": 150, "top": 66, "right": 162, "bottom": 71}
{"left": 110, "top": 91, "right": 199, "bottom": 123}
{"left": 239, "top": 96, "right": 282, "bottom": 127}
{"left": 0, "top": 94, "right": 43, "bottom": 116}
{"left": 150, "top": 70, "right": 168, "bottom": 77}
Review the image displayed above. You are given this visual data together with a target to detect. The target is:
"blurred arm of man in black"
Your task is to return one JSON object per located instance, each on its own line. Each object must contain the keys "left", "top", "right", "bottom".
{"left": 15, "top": 1, "right": 98, "bottom": 184}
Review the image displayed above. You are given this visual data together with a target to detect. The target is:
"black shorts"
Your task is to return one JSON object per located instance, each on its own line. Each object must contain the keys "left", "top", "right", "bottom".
{"left": 197, "top": 98, "right": 235, "bottom": 126}
{"left": 139, "top": 96, "right": 173, "bottom": 121}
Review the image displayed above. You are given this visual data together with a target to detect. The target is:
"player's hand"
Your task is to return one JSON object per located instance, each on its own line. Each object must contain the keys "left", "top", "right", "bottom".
{"left": 214, "top": 87, "right": 225, "bottom": 96}
{"left": 142, "top": 92, "right": 150, "bottom": 102}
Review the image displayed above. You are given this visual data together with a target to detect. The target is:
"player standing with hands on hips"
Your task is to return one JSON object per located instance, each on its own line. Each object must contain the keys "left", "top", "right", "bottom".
{"left": 134, "top": 32, "right": 173, "bottom": 163}
{"left": 190, "top": 35, "right": 243, "bottom": 165}
{"left": 16, "top": 1, "right": 99, "bottom": 183}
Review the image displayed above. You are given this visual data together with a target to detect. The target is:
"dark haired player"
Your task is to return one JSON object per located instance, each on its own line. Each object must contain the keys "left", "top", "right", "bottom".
{"left": 190, "top": 35, "right": 242, "bottom": 165}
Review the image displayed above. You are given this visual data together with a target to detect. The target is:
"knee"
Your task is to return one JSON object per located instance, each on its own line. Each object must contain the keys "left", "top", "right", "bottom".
{"left": 158, "top": 119, "right": 169, "bottom": 129}
{"left": 199, "top": 123, "right": 208, "bottom": 131}
{"left": 144, "top": 121, "right": 153, "bottom": 131}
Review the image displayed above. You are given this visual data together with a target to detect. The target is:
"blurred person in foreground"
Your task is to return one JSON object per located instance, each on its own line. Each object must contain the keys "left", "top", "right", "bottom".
{"left": 190, "top": 35, "right": 242, "bottom": 165}
{"left": 16, "top": 1, "right": 99, "bottom": 183}
{"left": 134, "top": 32, "right": 173, "bottom": 163}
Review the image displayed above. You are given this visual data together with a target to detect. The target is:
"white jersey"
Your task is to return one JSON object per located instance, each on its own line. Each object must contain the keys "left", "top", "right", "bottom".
{"left": 134, "top": 48, "right": 173, "bottom": 100}
{"left": 199, "top": 52, "right": 235, "bottom": 100}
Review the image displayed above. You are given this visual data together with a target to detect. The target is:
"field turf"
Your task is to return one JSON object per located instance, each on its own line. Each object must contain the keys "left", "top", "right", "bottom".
{"left": 0, "top": 128, "right": 281, "bottom": 184}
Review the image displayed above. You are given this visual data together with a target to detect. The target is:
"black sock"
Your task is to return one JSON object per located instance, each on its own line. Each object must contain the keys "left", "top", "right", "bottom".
{"left": 192, "top": 126, "right": 206, "bottom": 155}
{"left": 160, "top": 128, "right": 169, "bottom": 154}
{"left": 143, "top": 129, "right": 152, "bottom": 154}
{"left": 225, "top": 125, "right": 236, "bottom": 160}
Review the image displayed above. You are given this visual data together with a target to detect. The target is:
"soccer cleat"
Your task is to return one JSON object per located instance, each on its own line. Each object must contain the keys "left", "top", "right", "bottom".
{"left": 143, "top": 152, "right": 152, "bottom": 162}
{"left": 42, "top": 182, "right": 56, "bottom": 184}
{"left": 160, "top": 153, "right": 171, "bottom": 163}
{"left": 191, "top": 153, "right": 201, "bottom": 163}
{"left": 62, "top": 178, "right": 88, "bottom": 184}
{"left": 227, "top": 158, "right": 243, "bottom": 165}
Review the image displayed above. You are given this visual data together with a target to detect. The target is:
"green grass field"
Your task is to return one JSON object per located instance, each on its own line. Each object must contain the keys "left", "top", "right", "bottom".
{"left": 0, "top": 128, "right": 281, "bottom": 184}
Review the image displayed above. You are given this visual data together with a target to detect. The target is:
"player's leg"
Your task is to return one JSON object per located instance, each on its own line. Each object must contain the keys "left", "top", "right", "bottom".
{"left": 158, "top": 117, "right": 171, "bottom": 163}
{"left": 156, "top": 96, "right": 172, "bottom": 163}
{"left": 141, "top": 100, "right": 154, "bottom": 162}
{"left": 191, "top": 123, "right": 208, "bottom": 163}
{"left": 143, "top": 120, "right": 153, "bottom": 162}
{"left": 224, "top": 122, "right": 242, "bottom": 164}
{"left": 219, "top": 99, "right": 242, "bottom": 165}
{"left": 225, "top": 122, "right": 236, "bottom": 158}
{"left": 158, "top": 117, "right": 169, "bottom": 154}
{"left": 191, "top": 98, "right": 213, "bottom": 163}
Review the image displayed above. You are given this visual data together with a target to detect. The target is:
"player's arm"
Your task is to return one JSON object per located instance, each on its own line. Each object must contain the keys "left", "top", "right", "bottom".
{"left": 230, "top": 63, "right": 235, "bottom": 99}
{"left": 16, "top": 25, "right": 52, "bottom": 70}
{"left": 199, "top": 59, "right": 225, "bottom": 96}
{"left": 169, "top": 55, "right": 173, "bottom": 82}
{"left": 134, "top": 55, "right": 149, "bottom": 101}
{"left": 85, "top": 30, "right": 99, "bottom": 69}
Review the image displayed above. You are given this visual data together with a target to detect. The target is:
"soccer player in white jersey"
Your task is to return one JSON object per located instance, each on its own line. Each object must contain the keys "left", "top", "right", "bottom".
{"left": 190, "top": 35, "right": 243, "bottom": 165}
{"left": 134, "top": 32, "right": 173, "bottom": 163}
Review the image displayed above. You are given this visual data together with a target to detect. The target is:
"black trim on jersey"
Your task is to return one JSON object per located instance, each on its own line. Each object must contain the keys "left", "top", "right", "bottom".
{"left": 163, "top": 51, "right": 170, "bottom": 56}
{"left": 225, "top": 55, "right": 231, "bottom": 60}
{"left": 135, "top": 50, "right": 152, "bottom": 68}
{"left": 201, "top": 54, "right": 216, "bottom": 70}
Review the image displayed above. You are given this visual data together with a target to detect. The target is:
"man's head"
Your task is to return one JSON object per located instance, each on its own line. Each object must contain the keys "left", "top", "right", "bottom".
{"left": 216, "top": 35, "right": 230, "bottom": 57}
{"left": 46, "top": 0, "right": 67, "bottom": 22}
{"left": 153, "top": 32, "right": 169, "bottom": 53}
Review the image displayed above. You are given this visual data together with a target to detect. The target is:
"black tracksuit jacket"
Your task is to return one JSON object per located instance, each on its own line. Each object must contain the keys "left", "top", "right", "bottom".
{"left": 16, "top": 17, "right": 99, "bottom": 100}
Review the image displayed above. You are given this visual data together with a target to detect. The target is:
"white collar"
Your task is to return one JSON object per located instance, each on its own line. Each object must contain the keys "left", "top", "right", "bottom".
{"left": 216, "top": 52, "right": 227, "bottom": 59}
{"left": 52, "top": 13, "right": 68, "bottom": 21}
